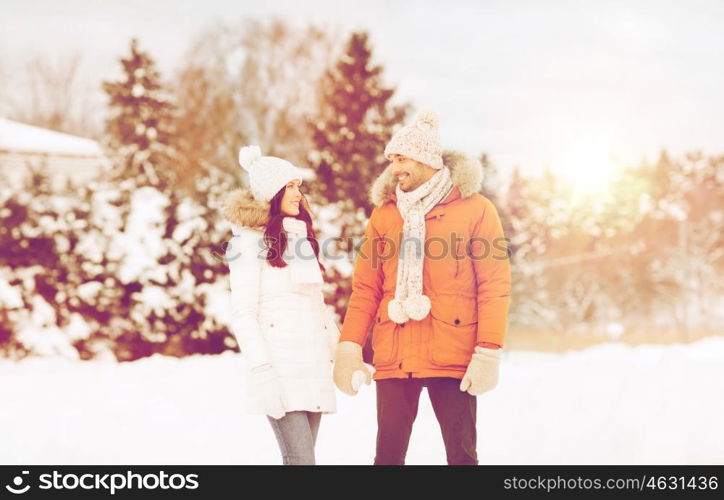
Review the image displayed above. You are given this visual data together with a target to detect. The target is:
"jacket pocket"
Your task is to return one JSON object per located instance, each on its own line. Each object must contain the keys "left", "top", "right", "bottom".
{"left": 371, "top": 299, "right": 399, "bottom": 368}
{"left": 428, "top": 297, "right": 477, "bottom": 368}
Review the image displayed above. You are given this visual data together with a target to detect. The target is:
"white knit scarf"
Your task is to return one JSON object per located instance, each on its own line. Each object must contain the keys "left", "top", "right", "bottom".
{"left": 388, "top": 167, "right": 454, "bottom": 323}
{"left": 282, "top": 217, "right": 323, "bottom": 292}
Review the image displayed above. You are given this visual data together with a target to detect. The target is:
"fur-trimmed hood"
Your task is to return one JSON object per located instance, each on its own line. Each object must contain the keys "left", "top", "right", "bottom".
{"left": 221, "top": 189, "right": 313, "bottom": 231}
{"left": 369, "top": 150, "right": 483, "bottom": 207}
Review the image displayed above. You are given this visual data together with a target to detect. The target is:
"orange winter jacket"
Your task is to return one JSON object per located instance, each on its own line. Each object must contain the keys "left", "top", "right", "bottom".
{"left": 340, "top": 151, "right": 512, "bottom": 380}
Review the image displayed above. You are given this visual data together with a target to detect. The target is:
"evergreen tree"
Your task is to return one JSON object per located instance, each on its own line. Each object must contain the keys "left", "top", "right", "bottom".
{"left": 102, "top": 38, "right": 177, "bottom": 188}
{"left": 305, "top": 31, "right": 407, "bottom": 334}
{"left": 308, "top": 31, "right": 408, "bottom": 216}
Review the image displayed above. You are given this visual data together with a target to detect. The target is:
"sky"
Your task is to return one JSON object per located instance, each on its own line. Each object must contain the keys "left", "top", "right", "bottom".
{"left": 2, "top": 0, "right": 723, "bottom": 184}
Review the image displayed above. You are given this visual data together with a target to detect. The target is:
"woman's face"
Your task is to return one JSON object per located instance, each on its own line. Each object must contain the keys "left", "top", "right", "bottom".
{"left": 280, "top": 179, "right": 303, "bottom": 216}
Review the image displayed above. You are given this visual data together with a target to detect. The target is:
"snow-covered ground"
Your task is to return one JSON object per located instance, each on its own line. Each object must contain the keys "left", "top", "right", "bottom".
{"left": 1, "top": 337, "right": 722, "bottom": 465}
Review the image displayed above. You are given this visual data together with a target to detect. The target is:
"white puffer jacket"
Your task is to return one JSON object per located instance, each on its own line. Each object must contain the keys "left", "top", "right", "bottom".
{"left": 222, "top": 189, "right": 339, "bottom": 415}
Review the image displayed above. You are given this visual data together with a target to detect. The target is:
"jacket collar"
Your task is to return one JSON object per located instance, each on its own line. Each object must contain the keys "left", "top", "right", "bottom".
{"left": 369, "top": 150, "right": 483, "bottom": 208}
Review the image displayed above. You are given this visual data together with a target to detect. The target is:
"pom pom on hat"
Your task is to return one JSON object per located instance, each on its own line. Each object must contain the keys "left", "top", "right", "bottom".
{"left": 238, "top": 145, "right": 262, "bottom": 172}
{"left": 415, "top": 109, "right": 438, "bottom": 128}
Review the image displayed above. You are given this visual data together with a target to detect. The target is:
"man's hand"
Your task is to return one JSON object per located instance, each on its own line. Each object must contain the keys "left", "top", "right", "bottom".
{"left": 459, "top": 346, "right": 501, "bottom": 396}
{"left": 333, "top": 341, "right": 373, "bottom": 395}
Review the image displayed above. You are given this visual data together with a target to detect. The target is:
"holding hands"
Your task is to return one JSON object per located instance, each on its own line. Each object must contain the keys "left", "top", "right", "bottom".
{"left": 333, "top": 341, "right": 375, "bottom": 395}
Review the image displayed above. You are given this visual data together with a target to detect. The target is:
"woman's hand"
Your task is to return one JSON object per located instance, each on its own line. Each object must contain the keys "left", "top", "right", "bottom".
{"left": 250, "top": 364, "right": 286, "bottom": 419}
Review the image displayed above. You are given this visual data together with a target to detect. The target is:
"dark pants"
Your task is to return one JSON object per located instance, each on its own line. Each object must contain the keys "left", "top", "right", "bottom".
{"left": 374, "top": 377, "right": 478, "bottom": 465}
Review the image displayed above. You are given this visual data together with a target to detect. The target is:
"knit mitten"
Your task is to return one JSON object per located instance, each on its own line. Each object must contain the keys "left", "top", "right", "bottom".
{"left": 333, "top": 341, "right": 373, "bottom": 395}
{"left": 459, "top": 346, "right": 501, "bottom": 395}
{"left": 249, "top": 364, "right": 286, "bottom": 419}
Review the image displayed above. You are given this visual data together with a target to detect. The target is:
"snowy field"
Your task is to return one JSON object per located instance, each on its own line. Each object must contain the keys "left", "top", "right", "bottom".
{"left": 1, "top": 337, "right": 722, "bottom": 465}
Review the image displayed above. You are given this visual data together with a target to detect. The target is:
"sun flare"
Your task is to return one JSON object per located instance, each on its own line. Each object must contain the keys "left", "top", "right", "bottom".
{"left": 552, "top": 146, "right": 622, "bottom": 196}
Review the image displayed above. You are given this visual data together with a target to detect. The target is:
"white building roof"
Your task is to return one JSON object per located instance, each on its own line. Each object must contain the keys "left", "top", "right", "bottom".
{"left": 0, "top": 117, "right": 105, "bottom": 158}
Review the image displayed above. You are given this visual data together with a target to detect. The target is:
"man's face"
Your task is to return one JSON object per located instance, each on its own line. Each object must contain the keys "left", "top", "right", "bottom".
{"left": 389, "top": 154, "right": 435, "bottom": 192}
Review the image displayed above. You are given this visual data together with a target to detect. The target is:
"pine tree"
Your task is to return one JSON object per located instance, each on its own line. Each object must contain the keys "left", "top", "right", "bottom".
{"left": 102, "top": 38, "right": 177, "bottom": 188}
{"left": 308, "top": 31, "right": 408, "bottom": 216}
{"left": 305, "top": 32, "right": 407, "bottom": 337}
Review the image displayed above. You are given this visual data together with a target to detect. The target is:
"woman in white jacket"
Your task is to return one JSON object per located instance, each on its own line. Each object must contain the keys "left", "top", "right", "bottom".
{"left": 222, "top": 146, "right": 340, "bottom": 465}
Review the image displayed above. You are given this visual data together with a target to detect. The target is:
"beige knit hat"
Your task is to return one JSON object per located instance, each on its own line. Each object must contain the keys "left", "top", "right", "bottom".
{"left": 238, "top": 145, "right": 305, "bottom": 202}
{"left": 384, "top": 109, "right": 444, "bottom": 169}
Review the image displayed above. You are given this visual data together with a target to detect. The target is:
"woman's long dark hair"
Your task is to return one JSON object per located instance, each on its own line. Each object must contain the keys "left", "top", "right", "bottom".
{"left": 264, "top": 186, "right": 325, "bottom": 273}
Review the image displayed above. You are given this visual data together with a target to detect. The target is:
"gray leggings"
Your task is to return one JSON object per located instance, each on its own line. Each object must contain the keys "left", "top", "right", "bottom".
{"left": 267, "top": 411, "right": 322, "bottom": 465}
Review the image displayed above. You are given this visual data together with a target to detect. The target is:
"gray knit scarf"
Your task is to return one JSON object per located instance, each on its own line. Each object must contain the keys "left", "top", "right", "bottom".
{"left": 387, "top": 167, "right": 453, "bottom": 323}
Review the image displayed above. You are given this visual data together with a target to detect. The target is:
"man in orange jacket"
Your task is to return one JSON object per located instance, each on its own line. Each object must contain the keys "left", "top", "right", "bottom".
{"left": 333, "top": 109, "right": 512, "bottom": 465}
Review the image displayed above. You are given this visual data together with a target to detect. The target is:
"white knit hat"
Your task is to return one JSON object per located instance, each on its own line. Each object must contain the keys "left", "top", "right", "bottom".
{"left": 384, "top": 109, "right": 444, "bottom": 169}
{"left": 238, "top": 145, "right": 305, "bottom": 202}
